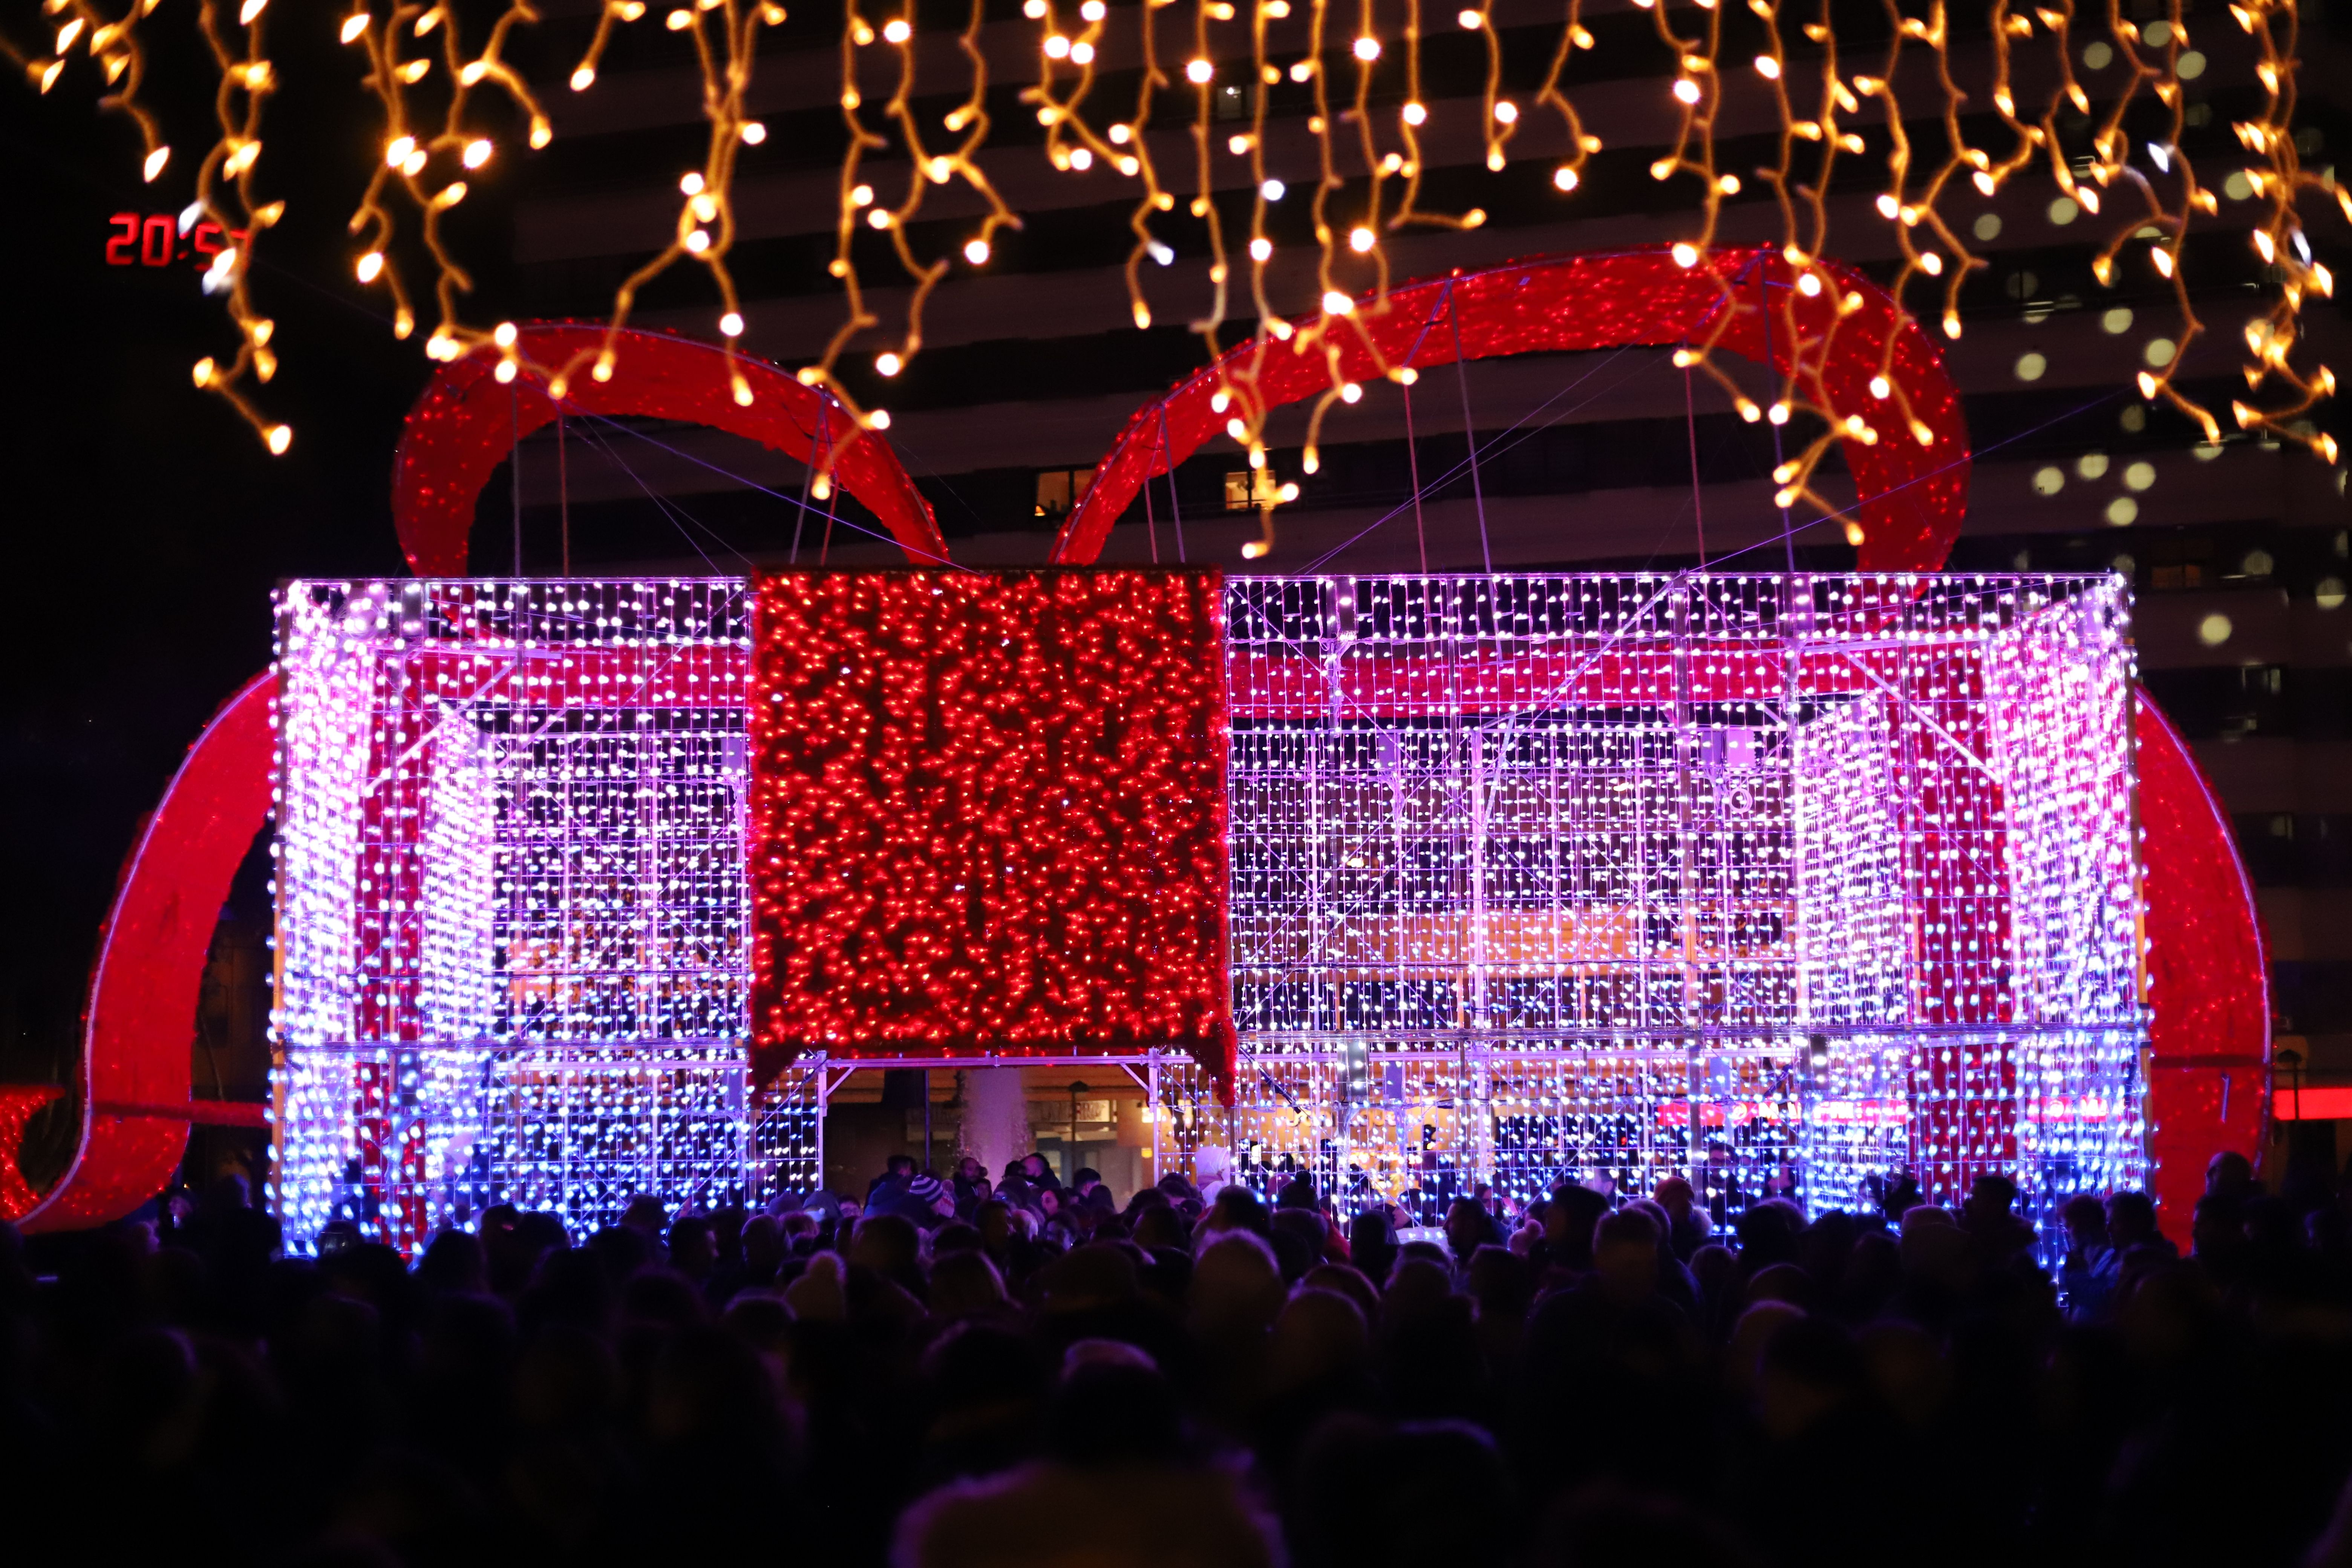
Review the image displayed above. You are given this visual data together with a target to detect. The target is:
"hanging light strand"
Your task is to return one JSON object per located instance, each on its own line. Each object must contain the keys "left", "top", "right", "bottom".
{"left": 14, "top": 0, "right": 2342, "bottom": 478}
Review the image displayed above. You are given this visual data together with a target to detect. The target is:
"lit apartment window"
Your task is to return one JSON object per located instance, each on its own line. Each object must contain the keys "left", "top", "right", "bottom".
{"left": 1034, "top": 468, "right": 1092, "bottom": 518}
{"left": 1224, "top": 469, "right": 1279, "bottom": 510}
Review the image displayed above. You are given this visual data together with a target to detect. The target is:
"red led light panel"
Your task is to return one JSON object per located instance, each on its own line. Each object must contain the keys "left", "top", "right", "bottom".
{"left": 749, "top": 571, "right": 1234, "bottom": 1087}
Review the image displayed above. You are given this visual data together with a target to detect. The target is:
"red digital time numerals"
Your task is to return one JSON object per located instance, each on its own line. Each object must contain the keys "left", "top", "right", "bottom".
{"left": 104, "top": 212, "right": 243, "bottom": 270}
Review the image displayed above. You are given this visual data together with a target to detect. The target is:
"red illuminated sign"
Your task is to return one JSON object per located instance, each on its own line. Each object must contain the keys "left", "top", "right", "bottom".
{"left": 104, "top": 211, "right": 243, "bottom": 270}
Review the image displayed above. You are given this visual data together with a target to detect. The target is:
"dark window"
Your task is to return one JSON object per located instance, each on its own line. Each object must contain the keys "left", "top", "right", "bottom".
{"left": 2141, "top": 665, "right": 2291, "bottom": 738}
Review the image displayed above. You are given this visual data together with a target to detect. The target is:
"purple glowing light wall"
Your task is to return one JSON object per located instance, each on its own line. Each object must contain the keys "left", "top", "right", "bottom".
{"left": 269, "top": 580, "right": 813, "bottom": 1250}
{"left": 268, "top": 572, "right": 2144, "bottom": 1250}
{"left": 1177, "top": 573, "right": 2144, "bottom": 1227}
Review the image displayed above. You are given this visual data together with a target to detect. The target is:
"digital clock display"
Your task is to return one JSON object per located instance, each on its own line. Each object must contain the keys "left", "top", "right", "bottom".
{"left": 105, "top": 211, "right": 244, "bottom": 270}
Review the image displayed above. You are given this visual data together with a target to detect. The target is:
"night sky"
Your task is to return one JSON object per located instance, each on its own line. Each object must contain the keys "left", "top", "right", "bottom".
{"left": 0, "top": 15, "right": 551, "bottom": 1084}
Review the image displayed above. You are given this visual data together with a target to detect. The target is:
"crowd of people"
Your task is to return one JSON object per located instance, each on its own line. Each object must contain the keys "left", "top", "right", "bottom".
{"left": 5, "top": 1148, "right": 2352, "bottom": 1567}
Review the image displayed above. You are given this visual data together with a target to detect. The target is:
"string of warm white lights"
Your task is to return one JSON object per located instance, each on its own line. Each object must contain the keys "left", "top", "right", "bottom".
{"left": 959, "top": 0, "right": 2341, "bottom": 553}
{"left": 2230, "top": 0, "right": 2342, "bottom": 446}
{"left": 795, "top": 0, "right": 1021, "bottom": 443}
{"left": 11, "top": 0, "right": 2341, "bottom": 498}
{"left": 347, "top": 0, "right": 783, "bottom": 406}
{"left": 1023, "top": 0, "right": 1174, "bottom": 331}
{"left": 11, "top": 0, "right": 169, "bottom": 169}
{"left": 9, "top": 0, "right": 291, "bottom": 449}
{"left": 342, "top": 0, "right": 554, "bottom": 361}
{"left": 545, "top": 0, "right": 781, "bottom": 404}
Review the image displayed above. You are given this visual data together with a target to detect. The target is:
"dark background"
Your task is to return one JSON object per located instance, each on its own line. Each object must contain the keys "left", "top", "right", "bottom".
{"left": 0, "top": 14, "right": 486, "bottom": 1088}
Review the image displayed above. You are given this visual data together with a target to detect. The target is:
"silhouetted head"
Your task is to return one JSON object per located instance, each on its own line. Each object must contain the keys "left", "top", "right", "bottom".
{"left": 850, "top": 1213, "right": 921, "bottom": 1280}
{"left": 2191, "top": 1193, "right": 2248, "bottom": 1263}
{"left": 2206, "top": 1150, "right": 2256, "bottom": 1201}
{"left": 1534, "top": 1482, "right": 1756, "bottom": 1568}
{"left": 1756, "top": 1315, "right": 1867, "bottom": 1441}
{"left": 2061, "top": 1194, "right": 2109, "bottom": 1251}
{"left": 1545, "top": 1185, "right": 1609, "bottom": 1269}
{"left": 1963, "top": 1174, "right": 2020, "bottom": 1233}
{"left": 1593, "top": 1208, "right": 1660, "bottom": 1303}
{"left": 1204, "top": 1184, "right": 1272, "bottom": 1239}
{"left": 416, "top": 1228, "right": 487, "bottom": 1297}
{"left": 1736, "top": 1199, "right": 1807, "bottom": 1269}
{"left": 739, "top": 1214, "right": 783, "bottom": 1277}
{"left": 1444, "top": 1198, "right": 1495, "bottom": 1263}
{"left": 929, "top": 1249, "right": 1009, "bottom": 1318}
{"left": 1191, "top": 1231, "right": 1285, "bottom": 1338}
{"left": 667, "top": 1216, "right": 718, "bottom": 1281}
{"left": 1653, "top": 1176, "right": 1696, "bottom": 1220}
{"left": 1050, "top": 1351, "right": 1188, "bottom": 1466}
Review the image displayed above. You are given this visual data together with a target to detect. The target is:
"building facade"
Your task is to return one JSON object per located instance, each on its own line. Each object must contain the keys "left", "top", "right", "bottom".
{"left": 478, "top": 0, "right": 2347, "bottom": 1161}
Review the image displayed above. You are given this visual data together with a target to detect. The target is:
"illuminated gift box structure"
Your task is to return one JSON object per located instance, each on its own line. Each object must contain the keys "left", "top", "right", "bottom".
{"left": 1207, "top": 571, "right": 2144, "bottom": 1221}
{"left": 270, "top": 570, "right": 2145, "bottom": 1248}
{"left": 270, "top": 579, "right": 818, "bottom": 1253}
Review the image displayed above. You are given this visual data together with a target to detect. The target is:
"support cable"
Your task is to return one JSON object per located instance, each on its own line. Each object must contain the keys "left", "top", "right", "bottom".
{"left": 792, "top": 400, "right": 823, "bottom": 565}
{"left": 1142, "top": 445, "right": 1162, "bottom": 564}
{"left": 557, "top": 406, "right": 571, "bottom": 577}
{"left": 1446, "top": 282, "right": 1492, "bottom": 574}
{"left": 1158, "top": 404, "right": 1187, "bottom": 565}
{"left": 1403, "top": 374, "right": 1428, "bottom": 574}
{"left": 1683, "top": 353, "right": 1707, "bottom": 570}
{"left": 1753, "top": 263, "right": 1796, "bottom": 575}
{"left": 511, "top": 381, "right": 523, "bottom": 576}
